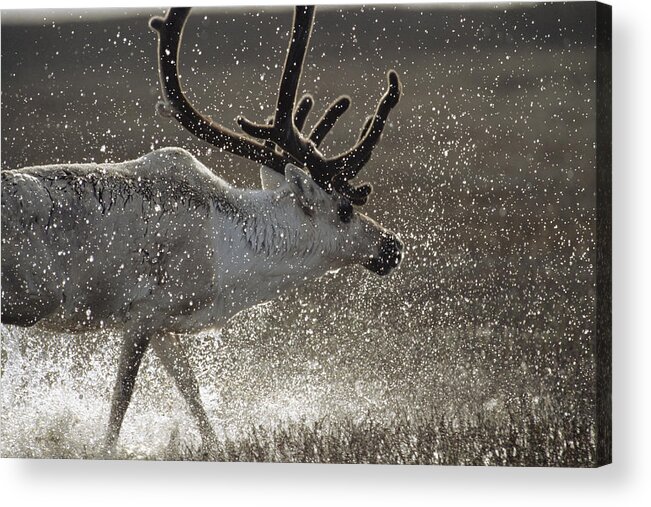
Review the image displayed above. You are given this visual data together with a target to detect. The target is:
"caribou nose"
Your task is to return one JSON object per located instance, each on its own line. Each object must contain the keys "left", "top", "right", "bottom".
{"left": 366, "top": 234, "right": 403, "bottom": 276}
{"left": 380, "top": 235, "right": 403, "bottom": 269}
{"left": 362, "top": 233, "right": 404, "bottom": 276}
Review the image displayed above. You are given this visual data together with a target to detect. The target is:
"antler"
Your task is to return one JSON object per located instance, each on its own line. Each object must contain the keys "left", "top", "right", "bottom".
{"left": 150, "top": 6, "right": 401, "bottom": 205}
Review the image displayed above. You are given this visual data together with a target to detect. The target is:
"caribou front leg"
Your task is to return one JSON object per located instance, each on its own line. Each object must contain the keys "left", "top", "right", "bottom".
{"left": 151, "top": 333, "right": 217, "bottom": 453}
{"left": 104, "top": 327, "right": 152, "bottom": 455}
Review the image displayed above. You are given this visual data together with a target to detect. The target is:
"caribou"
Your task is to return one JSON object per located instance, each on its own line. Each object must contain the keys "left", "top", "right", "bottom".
{"left": 0, "top": 6, "right": 403, "bottom": 454}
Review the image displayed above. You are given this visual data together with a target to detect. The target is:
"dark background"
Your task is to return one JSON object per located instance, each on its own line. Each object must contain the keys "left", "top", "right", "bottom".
{"left": 1, "top": 3, "right": 599, "bottom": 463}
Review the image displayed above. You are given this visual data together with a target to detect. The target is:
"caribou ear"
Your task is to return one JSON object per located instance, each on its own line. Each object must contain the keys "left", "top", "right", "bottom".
{"left": 260, "top": 165, "right": 285, "bottom": 190}
{"left": 285, "top": 163, "right": 319, "bottom": 214}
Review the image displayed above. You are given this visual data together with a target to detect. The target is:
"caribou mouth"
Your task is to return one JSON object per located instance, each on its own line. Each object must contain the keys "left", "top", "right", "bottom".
{"left": 363, "top": 235, "right": 403, "bottom": 276}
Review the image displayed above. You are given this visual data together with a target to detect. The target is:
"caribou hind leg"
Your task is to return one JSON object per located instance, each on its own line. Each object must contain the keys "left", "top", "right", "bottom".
{"left": 151, "top": 333, "right": 217, "bottom": 453}
{"left": 104, "top": 327, "right": 152, "bottom": 454}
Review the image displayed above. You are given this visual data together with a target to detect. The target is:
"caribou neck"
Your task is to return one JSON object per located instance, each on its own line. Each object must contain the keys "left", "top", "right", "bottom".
{"left": 216, "top": 186, "right": 335, "bottom": 313}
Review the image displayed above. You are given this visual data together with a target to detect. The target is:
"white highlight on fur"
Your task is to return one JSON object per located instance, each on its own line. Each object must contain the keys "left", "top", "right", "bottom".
{"left": 1, "top": 147, "right": 397, "bottom": 452}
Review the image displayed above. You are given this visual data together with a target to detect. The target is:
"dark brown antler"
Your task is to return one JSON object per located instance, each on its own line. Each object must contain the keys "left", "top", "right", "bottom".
{"left": 149, "top": 8, "right": 286, "bottom": 171}
{"left": 150, "top": 6, "right": 401, "bottom": 205}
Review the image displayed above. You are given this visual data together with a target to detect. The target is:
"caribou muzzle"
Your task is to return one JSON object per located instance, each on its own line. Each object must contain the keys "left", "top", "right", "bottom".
{"left": 364, "top": 234, "right": 404, "bottom": 276}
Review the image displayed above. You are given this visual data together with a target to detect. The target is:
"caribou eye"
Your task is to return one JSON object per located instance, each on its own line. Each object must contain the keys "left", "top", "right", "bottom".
{"left": 337, "top": 199, "right": 354, "bottom": 223}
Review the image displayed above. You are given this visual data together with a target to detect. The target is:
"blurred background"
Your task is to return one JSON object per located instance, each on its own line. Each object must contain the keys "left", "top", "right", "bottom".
{"left": 1, "top": 3, "right": 598, "bottom": 463}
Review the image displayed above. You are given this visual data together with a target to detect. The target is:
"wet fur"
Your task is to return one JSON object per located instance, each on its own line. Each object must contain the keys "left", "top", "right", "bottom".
{"left": 0, "top": 147, "right": 399, "bottom": 451}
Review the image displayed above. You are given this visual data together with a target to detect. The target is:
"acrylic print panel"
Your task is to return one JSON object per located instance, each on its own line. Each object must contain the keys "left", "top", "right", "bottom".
{"left": 0, "top": 2, "right": 611, "bottom": 466}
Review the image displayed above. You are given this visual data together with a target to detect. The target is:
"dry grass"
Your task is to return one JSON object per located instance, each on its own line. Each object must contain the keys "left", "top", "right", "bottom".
{"left": 174, "top": 405, "right": 595, "bottom": 466}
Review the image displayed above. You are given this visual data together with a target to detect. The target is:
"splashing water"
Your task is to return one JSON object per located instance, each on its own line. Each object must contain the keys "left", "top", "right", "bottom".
{"left": 1, "top": 307, "right": 409, "bottom": 460}
{"left": 1, "top": 4, "right": 600, "bottom": 465}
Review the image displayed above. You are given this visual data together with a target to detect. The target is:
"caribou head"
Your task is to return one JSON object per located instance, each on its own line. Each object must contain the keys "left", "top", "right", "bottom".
{"left": 149, "top": 6, "right": 403, "bottom": 278}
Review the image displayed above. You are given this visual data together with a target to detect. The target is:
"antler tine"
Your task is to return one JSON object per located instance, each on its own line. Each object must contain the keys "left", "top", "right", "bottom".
{"left": 309, "top": 106, "right": 385, "bottom": 205}
{"left": 358, "top": 115, "right": 374, "bottom": 142}
{"left": 327, "top": 115, "right": 375, "bottom": 204}
{"left": 294, "top": 94, "right": 314, "bottom": 132}
{"left": 150, "top": 8, "right": 287, "bottom": 173}
{"left": 309, "top": 96, "right": 351, "bottom": 147}
{"left": 319, "top": 71, "right": 400, "bottom": 205}
{"left": 264, "top": 116, "right": 277, "bottom": 153}
{"left": 328, "top": 70, "right": 401, "bottom": 181}
{"left": 238, "top": 6, "right": 319, "bottom": 174}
